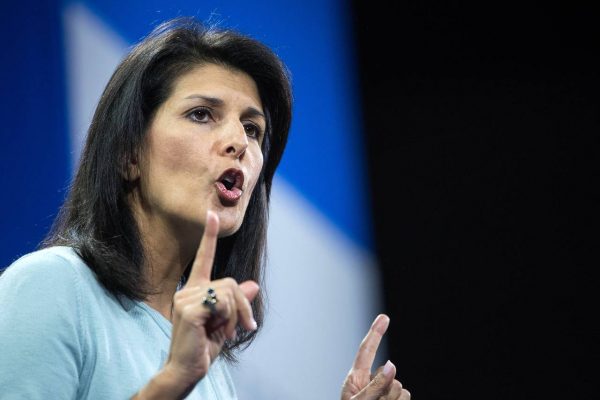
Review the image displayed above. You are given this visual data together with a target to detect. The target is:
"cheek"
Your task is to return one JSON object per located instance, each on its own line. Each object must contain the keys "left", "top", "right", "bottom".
{"left": 247, "top": 151, "right": 264, "bottom": 192}
{"left": 142, "top": 132, "right": 209, "bottom": 203}
{"left": 148, "top": 132, "right": 210, "bottom": 181}
{"left": 157, "top": 136, "right": 196, "bottom": 170}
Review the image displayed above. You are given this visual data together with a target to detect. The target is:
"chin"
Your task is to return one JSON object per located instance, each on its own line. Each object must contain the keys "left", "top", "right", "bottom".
{"left": 215, "top": 211, "right": 245, "bottom": 237}
{"left": 218, "top": 222, "right": 242, "bottom": 238}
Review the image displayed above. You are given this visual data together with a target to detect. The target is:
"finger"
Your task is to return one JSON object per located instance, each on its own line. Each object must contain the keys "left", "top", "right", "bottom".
{"left": 222, "top": 288, "right": 238, "bottom": 340}
{"left": 232, "top": 282, "right": 258, "bottom": 331}
{"left": 354, "top": 360, "right": 396, "bottom": 399}
{"left": 170, "top": 289, "right": 189, "bottom": 339}
{"left": 180, "top": 285, "right": 233, "bottom": 335}
{"left": 187, "top": 210, "right": 219, "bottom": 286}
{"left": 171, "top": 286, "right": 213, "bottom": 334}
{"left": 170, "top": 286, "right": 213, "bottom": 340}
{"left": 352, "top": 314, "right": 390, "bottom": 371}
{"left": 239, "top": 280, "right": 260, "bottom": 302}
{"left": 175, "top": 280, "right": 256, "bottom": 338}
{"left": 386, "top": 379, "right": 404, "bottom": 399}
{"left": 400, "top": 388, "right": 411, "bottom": 400}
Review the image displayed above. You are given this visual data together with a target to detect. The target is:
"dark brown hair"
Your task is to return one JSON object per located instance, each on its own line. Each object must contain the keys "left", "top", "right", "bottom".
{"left": 44, "top": 17, "right": 292, "bottom": 360}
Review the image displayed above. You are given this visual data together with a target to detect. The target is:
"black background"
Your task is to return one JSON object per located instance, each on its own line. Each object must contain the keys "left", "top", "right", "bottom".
{"left": 352, "top": 1, "right": 597, "bottom": 399}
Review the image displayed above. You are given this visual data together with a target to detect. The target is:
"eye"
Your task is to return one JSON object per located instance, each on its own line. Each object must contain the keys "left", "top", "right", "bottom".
{"left": 244, "top": 122, "right": 263, "bottom": 140}
{"left": 187, "top": 107, "right": 213, "bottom": 123}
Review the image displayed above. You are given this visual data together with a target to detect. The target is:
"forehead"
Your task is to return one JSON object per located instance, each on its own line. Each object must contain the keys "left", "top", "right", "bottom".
{"left": 168, "top": 63, "right": 262, "bottom": 109}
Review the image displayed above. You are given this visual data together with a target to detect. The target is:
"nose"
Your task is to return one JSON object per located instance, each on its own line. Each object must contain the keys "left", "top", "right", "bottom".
{"left": 220, "top": 121, "right": 248, "bottom": 159}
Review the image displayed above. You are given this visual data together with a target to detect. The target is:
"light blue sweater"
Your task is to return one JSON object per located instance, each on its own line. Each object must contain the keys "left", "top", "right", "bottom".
{"left": 0, "top": 246, "right": 238, "bottom": 399}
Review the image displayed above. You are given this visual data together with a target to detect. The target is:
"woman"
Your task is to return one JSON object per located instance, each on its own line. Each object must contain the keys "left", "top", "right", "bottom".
{"left": 0, "top": 17, "right": 409, "bottom": 399}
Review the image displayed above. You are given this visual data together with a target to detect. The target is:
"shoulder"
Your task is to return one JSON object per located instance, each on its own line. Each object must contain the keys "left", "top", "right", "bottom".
{"left": 0, "top": 246, "right": 92, "bottom": 346}
{"left": 1, "top": 246, "right": 88, "bottom": 288}
{"left": 0, "top": 246, "right": 95, "bottom": 312}
{"left": 3, "top": 245, "right": 83, "bottom": 271}
{"left": 0, "top": 247, "right": 88, "bottom": 398}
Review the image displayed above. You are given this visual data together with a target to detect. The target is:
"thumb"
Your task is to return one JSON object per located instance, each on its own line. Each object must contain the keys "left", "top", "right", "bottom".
{"left": 356, "top": 360, "right": 396, "bottom": 399}
{"left": 370, "top": 364, "right": 385, "bottom": 381}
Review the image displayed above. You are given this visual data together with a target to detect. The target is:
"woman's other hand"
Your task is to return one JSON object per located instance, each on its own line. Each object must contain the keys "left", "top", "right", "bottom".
{"left": 340, "top": 314, "right": 411, "bottom": 400}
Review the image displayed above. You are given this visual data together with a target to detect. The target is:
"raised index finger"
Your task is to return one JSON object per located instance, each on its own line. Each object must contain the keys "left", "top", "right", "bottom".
{"left": 352, "top": 314, "right": 390, "bottom": 371}
{"left": 187, "top": 210, "right": 219, "bottom": 286}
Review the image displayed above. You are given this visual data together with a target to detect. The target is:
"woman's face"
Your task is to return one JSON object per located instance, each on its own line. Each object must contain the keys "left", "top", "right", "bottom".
{"left": 135, "top": 63, "right": 265, "bottom": 238}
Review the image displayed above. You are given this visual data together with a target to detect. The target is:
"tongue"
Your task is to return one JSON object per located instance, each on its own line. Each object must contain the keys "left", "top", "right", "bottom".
{"left": 216, "top": 182, "right": 242, "bottom": 201}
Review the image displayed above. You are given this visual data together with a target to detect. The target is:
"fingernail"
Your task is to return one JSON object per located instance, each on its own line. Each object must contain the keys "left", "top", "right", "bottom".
{"left": 372, "top": 314, "right": 390, "bottom": 334}
{"left": 250, "top": 318, "right": 257, "bottom": 331}
{"left": 207, "top": 209, "right": 219, "bottom": 221}
{"left": 383, "top": 360, "right": 395, "bottom": 377}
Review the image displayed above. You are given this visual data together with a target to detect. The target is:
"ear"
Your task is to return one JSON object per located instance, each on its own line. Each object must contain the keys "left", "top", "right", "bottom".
{"left": 122, "top": 155, "right": 141, "bottom": 182}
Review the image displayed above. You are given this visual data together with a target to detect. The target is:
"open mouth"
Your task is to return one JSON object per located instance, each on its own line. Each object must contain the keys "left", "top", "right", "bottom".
{"left": 215, "top": 169, "right": 244, "bottom": 204}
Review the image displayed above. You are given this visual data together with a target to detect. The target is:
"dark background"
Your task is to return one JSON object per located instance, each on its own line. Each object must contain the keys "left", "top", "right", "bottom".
{"left": 352, "top": 1, "right": 597, "bottom": 399}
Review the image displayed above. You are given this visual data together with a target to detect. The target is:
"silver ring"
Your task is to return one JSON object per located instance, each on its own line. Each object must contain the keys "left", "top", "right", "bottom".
{"left": 201, "top": 287, "right": 218, "bottom": 315}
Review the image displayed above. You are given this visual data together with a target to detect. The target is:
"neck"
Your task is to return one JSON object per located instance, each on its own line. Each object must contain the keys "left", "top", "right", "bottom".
{"left": 143, "top": 246, "right": 187, "bottom": 321}
{"left": 132, "top": 202, "right": 201, "bottom": 320}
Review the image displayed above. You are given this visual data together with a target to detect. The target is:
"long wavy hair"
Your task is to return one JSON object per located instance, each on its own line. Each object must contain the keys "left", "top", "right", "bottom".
{"left": 43, "top": 17, "right": 293, "bottom": 361}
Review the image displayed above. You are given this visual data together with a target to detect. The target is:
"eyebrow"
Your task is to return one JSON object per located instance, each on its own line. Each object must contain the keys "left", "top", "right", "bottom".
{"left": 184, "top": 94, "right": 265, "bottom": 120}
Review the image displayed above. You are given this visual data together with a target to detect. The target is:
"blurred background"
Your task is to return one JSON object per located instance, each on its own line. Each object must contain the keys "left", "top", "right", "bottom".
{"left": 0, "top": 1, "right": 596, "bottom": 399}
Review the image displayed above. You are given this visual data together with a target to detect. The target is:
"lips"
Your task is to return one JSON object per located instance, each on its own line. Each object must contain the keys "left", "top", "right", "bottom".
{"left": 215, "top": 168, "right": 244, "bottom": 204}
